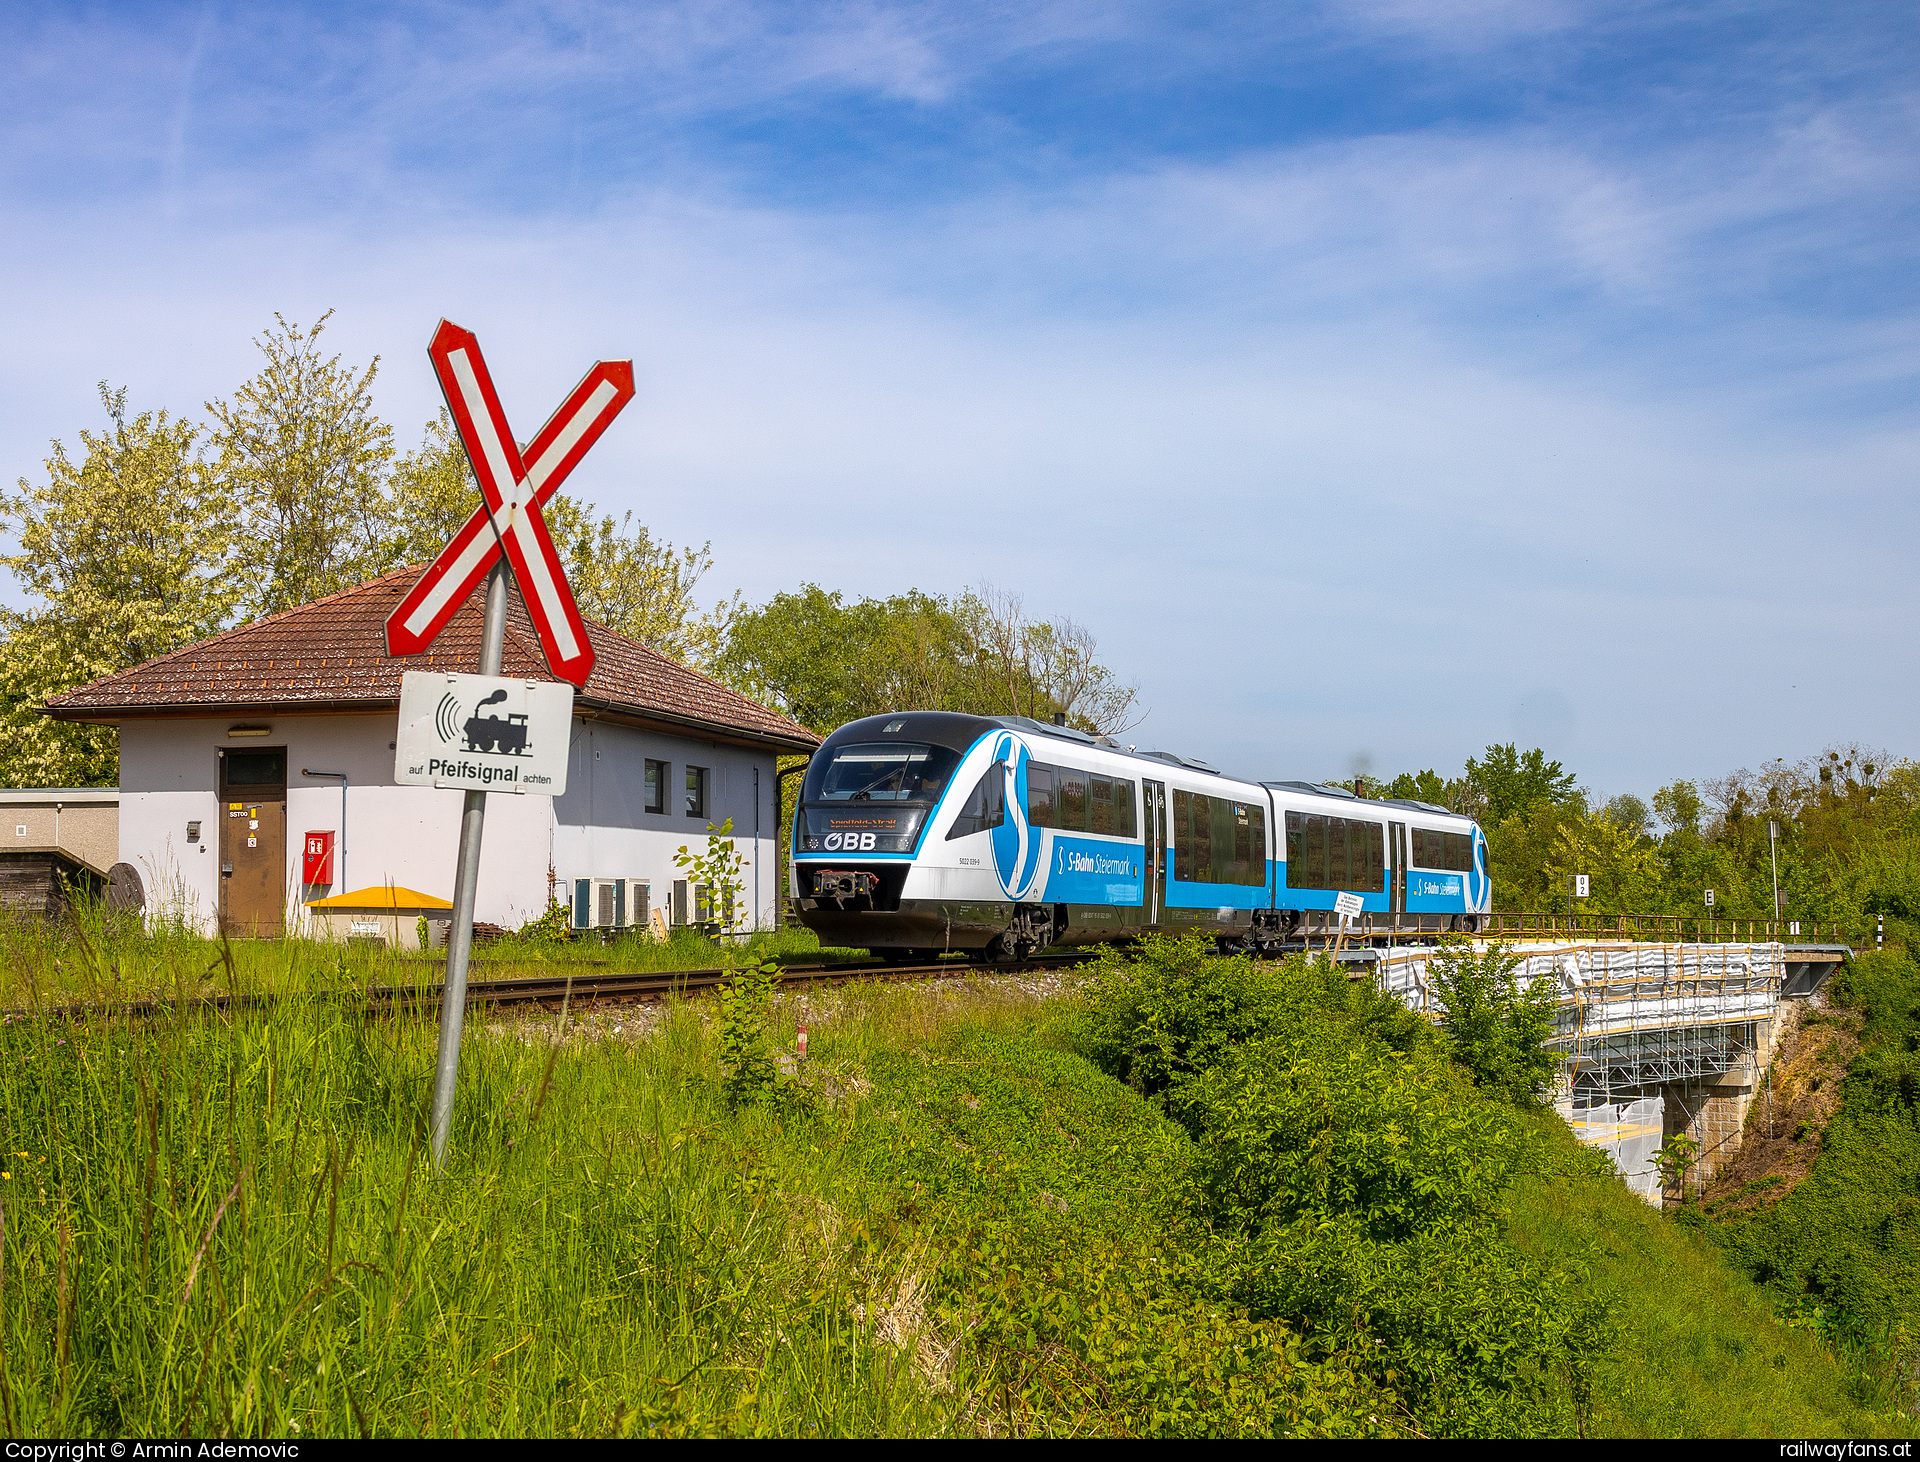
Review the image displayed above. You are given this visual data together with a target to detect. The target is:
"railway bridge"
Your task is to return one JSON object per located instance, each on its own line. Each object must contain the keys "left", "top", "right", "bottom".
{"left": 1354, "top": 938, "right": 1848, "bottom": 1202}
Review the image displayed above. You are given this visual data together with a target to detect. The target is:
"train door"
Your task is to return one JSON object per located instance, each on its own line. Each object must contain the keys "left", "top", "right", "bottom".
{"left": 1143, "top": 779, "right": 1167, "bottom": 923}
{"left": 219, "top": 746, "right": 287, "bottom": 937}
{"left": 1389, "top": 821, "right": 1407, "bottom": 914}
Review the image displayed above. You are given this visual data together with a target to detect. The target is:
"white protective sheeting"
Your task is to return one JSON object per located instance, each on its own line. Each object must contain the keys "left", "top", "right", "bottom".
{"left": 1567, "top": 1097, "right": 1665, "bottom": 1201}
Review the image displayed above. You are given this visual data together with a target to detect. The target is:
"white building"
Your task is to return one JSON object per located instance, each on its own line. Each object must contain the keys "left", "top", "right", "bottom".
{"left": 45, "top": 567, "right": 817, "bottom": 938}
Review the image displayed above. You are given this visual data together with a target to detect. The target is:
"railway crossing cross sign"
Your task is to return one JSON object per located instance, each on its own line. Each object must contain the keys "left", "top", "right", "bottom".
{"left": 386, "top": 320, "right": 637, "bottom": 1170}
{"left": 385, "top": 319, "right": 635, "bottom": 686}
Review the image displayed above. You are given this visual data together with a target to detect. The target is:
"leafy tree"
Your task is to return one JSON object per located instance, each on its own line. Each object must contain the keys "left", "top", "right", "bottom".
{"left": 1424, "top": 940, "right": 1559, "bottom": 1106}
{"left": 1464, "top": 743, "right": 1582, "bottom": 824}
{"left": 1547, "top": 811, "right": 1663, "bottom": 913}
{"left": 968, "top": 584, "right": 1142, "bottom": 736}
{"left": 1380, "top": 768, "right": 1466, "bottom": 808}
{"left": 543, "top": 500, "right": 741, "bottom": 669}
{"left": 206, "top": 311, "right": 395, "bottom": 619}
{"left": 711, "top": 584, "right": 960, "bottom": 734}
{"left": 384, "top": 410, "right": 478, "bottom": 568}
{"left": 1651, "top": 779, "right": 1704, "bottom": 837}
{"left": 714, "top": 582, "right": 1143, "bottom": 738}
{"left": 0, "top": 385, "right": 241, "bottom": 785}
{"left": 1600, "top": 792, "right": 1650, "bottom": 838}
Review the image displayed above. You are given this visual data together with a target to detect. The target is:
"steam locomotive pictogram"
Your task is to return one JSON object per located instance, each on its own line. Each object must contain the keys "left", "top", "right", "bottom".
{"left": 446, "top": 688, "right": 531, "bottom": 755}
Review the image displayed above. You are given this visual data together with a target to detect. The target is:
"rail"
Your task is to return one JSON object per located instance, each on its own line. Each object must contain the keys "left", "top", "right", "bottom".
{"left": 8, "top": 952, "right": 1092, "bottom": 1024}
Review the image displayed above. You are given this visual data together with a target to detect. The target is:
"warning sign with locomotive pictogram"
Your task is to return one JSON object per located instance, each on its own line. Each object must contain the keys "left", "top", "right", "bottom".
{"left": 394, "top": 671, "right": 574, "bottom": 793}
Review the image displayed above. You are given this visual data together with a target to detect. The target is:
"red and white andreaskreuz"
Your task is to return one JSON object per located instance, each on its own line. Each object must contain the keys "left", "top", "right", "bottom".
{"left": 384, "top": 320, "right": 634, "bottom": 687}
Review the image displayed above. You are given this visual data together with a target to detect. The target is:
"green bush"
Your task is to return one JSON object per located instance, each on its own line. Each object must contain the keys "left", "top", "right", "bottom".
{"left": 843, "top": 1025, "right": 1396, "bottom": 1436}
{"left": 1424, "top": 939, "right": 1560, "bottom": 1107}
{"left": 1073, "top": 937, "right": 1609, "bottom": 1436}
{"left": 1074, "top": 934, "right": 1426, "bottom": 1097}
{"left": 717, "top": 960, "right": 786, "bottom": 1108}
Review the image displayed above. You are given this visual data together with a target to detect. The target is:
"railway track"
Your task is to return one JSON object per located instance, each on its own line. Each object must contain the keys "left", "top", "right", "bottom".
{"left": 17, "top": 952, "right": 1094, "bottom": 1023}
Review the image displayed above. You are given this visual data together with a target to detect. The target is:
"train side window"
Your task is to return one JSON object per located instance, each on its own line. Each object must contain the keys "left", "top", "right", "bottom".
{"left": 1172, "top": 789, "right": 1192, "bottom": 881}
{"left": 946, "top": 765, "right": 1005, "bottom": 840}
{"left": 1247, "top": 805, "right": 1267, "bottom": 884}
{"left": 1191, "top": 793, "right": 1214, "bottom": 882}
{"left": 1230, "top": 803, "right": 1252, "bottom": 883}
{"left": 1448, "top": 831, "right": 1471, "bottom": 870}
{"left": 1328, "top": 818, "right": 1349, "bottom": 889}
{"left": 1027, "top": 764, "right": 1056, "bottom": 828}
{"left": 1058, "top": 770, "right": 1089, "bottom": 832}
{"left": 1089, "top": 776, "right": 1113, "bottom": 835}
{"left": 1303, "top": 814, "right": 1326, "bottom": 890}
{"left": 1111, "top": 779, "right": 1136, "bottom": 838}
{"left": 1286, "top": 811, "right": 1306, "bottom": 886}
{"left": 645, "top": 760, "right": 667, "bottom": 816}
{"left": 1365, "top": 823, "right": 1386, "bottom": 892}
{"left": 1410, "top": 827, "right": 1427, "bottom": 867}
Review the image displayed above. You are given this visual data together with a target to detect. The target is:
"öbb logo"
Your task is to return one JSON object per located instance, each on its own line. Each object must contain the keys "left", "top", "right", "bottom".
{"left": 823, "top": 832, "right": 878, "bottom": 852}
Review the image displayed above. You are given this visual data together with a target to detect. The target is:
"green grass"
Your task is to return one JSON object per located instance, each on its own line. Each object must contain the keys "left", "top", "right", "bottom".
{"left": 0, "top": 904, "right": 864, "bottom": 1008}
{"left": 1695, "top": 949, "right": 1920, "bottom": 1405}
{"left": 0, "top": 983, "right": 942, "bottom": 1436}
{"left": 1508, "top": 1110, "right": 1897, "bottom": 1436}
{"left": 0, "top": 929, "right": 1908, "bottom": 1437}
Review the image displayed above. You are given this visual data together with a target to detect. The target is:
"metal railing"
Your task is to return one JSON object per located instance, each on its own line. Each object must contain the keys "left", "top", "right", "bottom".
{"left": 1482, "top": 911, "right": 1855, "bottom": 945}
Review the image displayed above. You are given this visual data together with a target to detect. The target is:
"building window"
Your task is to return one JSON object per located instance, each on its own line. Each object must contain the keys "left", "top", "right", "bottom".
{"left": 645, "top": 760, "right": 667, "bottom": 815}
{"left": 685, "top": 765, "right": 708, "bottom": 818}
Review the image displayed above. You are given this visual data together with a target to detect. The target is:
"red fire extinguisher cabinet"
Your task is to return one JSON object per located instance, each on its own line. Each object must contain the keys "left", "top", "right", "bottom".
{"left": 303, "top": 830, "right": 336, "bottom": 885}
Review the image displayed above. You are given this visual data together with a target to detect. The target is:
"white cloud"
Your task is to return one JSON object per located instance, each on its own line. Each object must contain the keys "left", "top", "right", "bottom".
{"left": 0, "top": 1, "right": 1914, "bottom": 791}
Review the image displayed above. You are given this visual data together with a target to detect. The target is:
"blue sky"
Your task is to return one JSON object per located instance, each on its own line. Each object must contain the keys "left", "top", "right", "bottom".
{"left": 2, "top": 2, "right": 1915, "bottom": 801}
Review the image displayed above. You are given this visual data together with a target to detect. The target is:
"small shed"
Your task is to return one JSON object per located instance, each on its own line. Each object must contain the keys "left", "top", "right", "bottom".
{"left": 0, "top": 848, "right": 109, "bottom": 921}
{"left": 306, "top": 885, "right": 454, "bottom": 951}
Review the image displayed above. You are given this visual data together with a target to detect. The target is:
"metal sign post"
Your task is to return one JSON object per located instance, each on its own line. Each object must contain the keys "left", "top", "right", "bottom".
{"left": 429, "top": 562, "right": 508, "bottom": 1167}
{"left": 1768, "top": 819, "right": 1781, "bottom": 938}
{"left": 389, "top": 320, "right": 635, "bottom": 1172}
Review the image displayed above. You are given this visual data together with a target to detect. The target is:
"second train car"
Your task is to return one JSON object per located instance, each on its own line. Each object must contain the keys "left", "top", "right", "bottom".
{"left": 789, "top": 711, "right": 1491, "bottom": 959}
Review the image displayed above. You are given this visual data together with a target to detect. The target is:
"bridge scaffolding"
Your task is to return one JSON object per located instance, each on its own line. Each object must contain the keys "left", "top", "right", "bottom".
{"left": 1372, "top": 941, "right": 1793, "bottom": 1201}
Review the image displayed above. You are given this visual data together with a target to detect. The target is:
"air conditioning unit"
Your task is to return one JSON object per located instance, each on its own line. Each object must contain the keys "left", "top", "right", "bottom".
{"left": 573, "top": 877, "right": 649, "bottom": 931}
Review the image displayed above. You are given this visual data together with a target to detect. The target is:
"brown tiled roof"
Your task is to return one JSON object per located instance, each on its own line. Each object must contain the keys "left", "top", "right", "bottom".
{"left": 44, "top": 565, "right": 819, "bottom": 754}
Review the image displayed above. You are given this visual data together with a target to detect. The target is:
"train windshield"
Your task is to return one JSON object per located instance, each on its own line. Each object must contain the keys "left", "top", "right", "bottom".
{"left": 808, "top": 742, "right": 962, "bottom": 803}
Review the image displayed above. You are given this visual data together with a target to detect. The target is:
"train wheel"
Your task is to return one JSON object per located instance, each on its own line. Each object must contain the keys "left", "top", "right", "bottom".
{"left": 1462, "top": 914, "right": 1482, "bottom": 935}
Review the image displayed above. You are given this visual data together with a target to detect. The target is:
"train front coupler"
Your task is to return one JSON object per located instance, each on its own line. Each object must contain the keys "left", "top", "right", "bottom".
{"left": 811, "top": 868, "right": 880, "bottom": 909}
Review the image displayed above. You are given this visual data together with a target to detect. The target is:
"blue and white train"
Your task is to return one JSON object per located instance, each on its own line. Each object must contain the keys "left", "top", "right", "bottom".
{"left": 790, "top": 711, "right": 1492, "bottom": 959}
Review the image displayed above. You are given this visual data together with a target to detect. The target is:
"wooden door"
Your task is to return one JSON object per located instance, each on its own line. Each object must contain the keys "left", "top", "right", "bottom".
{"left": 219, "top": 747, "right": 287, "bottom": 937}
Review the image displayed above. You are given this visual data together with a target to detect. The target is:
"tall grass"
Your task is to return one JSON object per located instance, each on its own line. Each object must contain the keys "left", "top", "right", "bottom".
{"left": 1506, "top": 1110, "right": 1902, "bottom": 1436}
{"left": 0, "top": 900, "right": 856, "bottom": 1009}
{"left": 0, "top": 979, "right": 945, "bottom": 1436}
